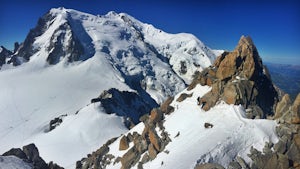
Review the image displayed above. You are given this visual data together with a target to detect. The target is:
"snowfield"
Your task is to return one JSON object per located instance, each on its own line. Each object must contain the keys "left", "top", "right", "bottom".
{"left": 105, "top": 84, "right": 278, "bottom": 169}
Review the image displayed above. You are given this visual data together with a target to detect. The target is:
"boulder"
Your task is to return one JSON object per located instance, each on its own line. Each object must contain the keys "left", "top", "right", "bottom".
{"left": 160, "top": 96, "right": 174, "bottom": 114}
{"left": 119, "top": 136, "right": 129, "bottom": 151}
{"left": 204, "top": 123, "right": 213, "bottom": 128}
{"left": 176, "top": 93, "right": 193, "bottom": 102}
{"left": 149, "top": 108, "right": 163, "bottom": 123}
{"left": 274, "top": 94, "right": 292, "bottom": 119}
{"left": 223, "top": 83, "right": 238, "bottom": 104}
{"left": 121, "top": 147, "right": 140, "bottom": 169}
{"left": 148, "top": 128, "right": 161, "bottom": 151}
{"left": 148, "top": 144, "right": 157, "bottom": 160}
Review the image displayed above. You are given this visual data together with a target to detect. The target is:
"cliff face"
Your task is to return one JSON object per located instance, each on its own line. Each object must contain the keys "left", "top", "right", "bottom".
{"left": 190, "top": 35, "right": 278, "bottom": 118}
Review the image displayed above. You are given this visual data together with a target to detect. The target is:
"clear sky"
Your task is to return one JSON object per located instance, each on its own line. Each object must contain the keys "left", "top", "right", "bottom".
{"left": 1, "top": 0, "right": 299, "bottom": 65}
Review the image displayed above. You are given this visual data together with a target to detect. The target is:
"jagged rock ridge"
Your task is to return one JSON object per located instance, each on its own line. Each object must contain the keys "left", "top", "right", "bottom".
{"left": 0, "top": 46, "right": 13, "bottom": 67}
{"left": 191, "top": 36, "right": 278, "bottom": 118}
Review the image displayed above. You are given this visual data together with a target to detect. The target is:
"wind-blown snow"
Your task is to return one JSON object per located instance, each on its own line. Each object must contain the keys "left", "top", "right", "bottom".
{"left": 106, "top": 84, "right": 278, "bottom": 169}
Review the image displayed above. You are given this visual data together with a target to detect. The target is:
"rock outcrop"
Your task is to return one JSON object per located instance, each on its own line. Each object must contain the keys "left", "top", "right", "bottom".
{"left": 92, "top": 88, "right": 156, "bottom": 128}
{"left": 0, "top": 46, "right": 13, "bottom": 67}
{"left": 76, "top": 99, "right": 172, "bottom": 169}
{"left": 190, "top": 36, "right": 278, "bottom": 118}
{"left": 275, "top": 93, "right": 300, "bottom": 124}
{"left": 2, "top": 143, "right": 63, "bottom": 169}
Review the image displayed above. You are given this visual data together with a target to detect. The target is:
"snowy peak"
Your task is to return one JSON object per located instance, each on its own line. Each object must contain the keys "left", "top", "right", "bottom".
{"left": 8, "top": 7, "right": 218, "bottom": 84}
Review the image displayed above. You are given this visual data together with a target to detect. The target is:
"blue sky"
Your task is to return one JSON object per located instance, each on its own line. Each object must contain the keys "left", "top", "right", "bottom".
{"left": 1, "top": 0, "right": 299, "bottom": 65}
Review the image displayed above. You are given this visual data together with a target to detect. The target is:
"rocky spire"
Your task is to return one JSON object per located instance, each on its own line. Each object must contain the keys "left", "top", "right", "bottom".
{"left": 215, "top": 35, "right": 263, "bottom": 81}
{"left": 0, "top": 46, "right": 13, "bottom": 67}
{"left": 190, "top": 35, "right": 278, "bottom": 118}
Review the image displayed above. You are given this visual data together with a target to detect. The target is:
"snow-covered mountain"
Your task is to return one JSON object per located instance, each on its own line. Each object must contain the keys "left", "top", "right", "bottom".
{"left": 0, "top": 7, "right": 220, "bottom": 167}
{"left": 74, "top": 36, "right": 300, "bottom": 169}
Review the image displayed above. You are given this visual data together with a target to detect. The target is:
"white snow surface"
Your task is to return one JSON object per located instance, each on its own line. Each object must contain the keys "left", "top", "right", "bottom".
{"left": 0, "top": 156, "right": 32, "bottom": 169}
{"left": 0, "top": 57, "right": 129, "bottom": 167}
{"left": 106, "top": 84, "right": 278, "bottom": 169}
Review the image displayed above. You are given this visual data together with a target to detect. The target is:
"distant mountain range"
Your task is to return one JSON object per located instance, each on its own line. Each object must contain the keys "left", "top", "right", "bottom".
{"left": 266, "top": 62, "right": 300, "bottom": 99}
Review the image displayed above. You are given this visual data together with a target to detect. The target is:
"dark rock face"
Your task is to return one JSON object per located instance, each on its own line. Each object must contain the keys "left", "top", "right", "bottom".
{"left": 2, "top": 148, "right": 27, "bottom": 160}
{"left": 47, "top": 22, "right": 84, "bottom": 64}
{"left": 48, "top": 114, "right": 67, "bottom": 131}
{"left": 94, "top": 88, "right": 155, "bottom": 126}
{"left": 9, "top": 12, "right": 55, "bottom": 65}
{"left": 191, "top": 36, "right": 278, "bottom": 118}
{"left": 8, "top": 9, "right": 95, "bottom": 66}
{"left": 2, "top": 143, "right": 63, "bottom": 169}
{"left": 0, "top": 46, "right": 13, "bottom": 67}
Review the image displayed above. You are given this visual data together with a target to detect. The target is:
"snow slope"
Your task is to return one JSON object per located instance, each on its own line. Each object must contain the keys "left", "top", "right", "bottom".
{"left": 105, "top": 84, "right": 278, "bottom": 169}
{"left": 0, "top": 7, "right": 220, "bottom": 168}
{"left": 0, "top": 57, "right": 129, "bottom": 167}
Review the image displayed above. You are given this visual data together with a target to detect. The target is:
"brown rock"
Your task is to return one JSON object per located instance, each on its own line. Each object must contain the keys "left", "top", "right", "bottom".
{"left": 119, "top": 136, "right": 129, "bottom": 151}
{"left": 215, "top": 36, "right": 262, "bottom": 81}
{"left": 150, "top": 108, "right": 163, "bottom": 123}
{"left": 199, "top": 92, "right": 219, "bottom": 111}
{"left": 160, "top": 96, "right": 174, "bottom": 114}
{"left": 148, "top": 144, "right": 157, "bottom": 160}
{"left": 195, "top": 163, "right": 225, "bottom": 169}
{"left": 208, "top": 69, "right": 216, "bottom": 77}
{"left": 274, "top": 94, "right": 292, "bottom": 119}
{"left": 176, "top": 93, "right": 193, "bottom": 102}
{"left": 148, "top": 129, "right": 161, "bottom": 151}
{"left": 277, "top": 153, "right": 289, "bottom": 169}
{"left": 286, "top": 142, "right": 300, "bottom": 163}
{"left": 121, "top": 147, "right": 140, "bottom": 169}
{"left": 223, "top": 83, "right": 238, "bottom": 104}
{"left": 294, "top": 133, "right": 300, "bottom": 149}
{"left": 213, "top": 51, "right": 228, "bottom": 67}
{"left": 292, "top": 93, "right": 300, "bottom": 124}
{"left": 206, "top": 77, "right": 213, "bottom": 86}
{"left": 216, "top": 52, "right": 237, "bottom": 80}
